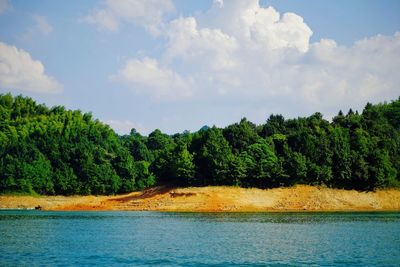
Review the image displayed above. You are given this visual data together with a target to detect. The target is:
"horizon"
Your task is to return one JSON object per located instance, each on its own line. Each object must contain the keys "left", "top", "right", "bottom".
{"left": 1, "top": 0, "right": 399, "bottom": 135}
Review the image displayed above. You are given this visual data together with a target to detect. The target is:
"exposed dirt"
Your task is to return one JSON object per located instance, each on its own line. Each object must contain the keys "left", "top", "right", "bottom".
{"left": 1, "top": 185, "right": 400, "bottom": 212}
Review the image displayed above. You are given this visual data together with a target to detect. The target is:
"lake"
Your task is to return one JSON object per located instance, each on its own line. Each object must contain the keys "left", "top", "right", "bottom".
{"left": 0, "top": 211, "right": 399, "bottom": 266}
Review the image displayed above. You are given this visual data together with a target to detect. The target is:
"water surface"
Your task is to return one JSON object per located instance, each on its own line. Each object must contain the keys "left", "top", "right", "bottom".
{"left": 1, "top": 211, "right": 399, "bottom": 266}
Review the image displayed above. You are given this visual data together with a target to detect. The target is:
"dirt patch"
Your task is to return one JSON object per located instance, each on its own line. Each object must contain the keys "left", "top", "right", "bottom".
{"left": 170, "top": 192, "right": 197, "bottom": 198}
{"left": 1, "top": 185, "right": 400, "bottom": 212}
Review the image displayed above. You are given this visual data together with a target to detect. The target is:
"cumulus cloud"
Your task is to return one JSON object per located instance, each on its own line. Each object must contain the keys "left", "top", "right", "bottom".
{"left": 83, "top": 0, "right": 174, "bottom": 33}
{"left": 296, "top": 33, "right": 400, "bottom": 107}
{"left": 104, "top": 119, "right": 149, "bottom": 135}
{"left": 165, "top": 17, "right": 238, "bottom": 71}
{"left": 202, "top": 0, "right": 312, "bottom": 53}
{"left": 0, "top": 0, "right": 11, "bottom": 14}
{"left": 0, "top": 42, "right": 62, "bottom": 93}
{"left": 111, "top": 57, "right": 193, "bottom": 100}
{"left": 111, "top": 0, "right": 399, "bottom": 121}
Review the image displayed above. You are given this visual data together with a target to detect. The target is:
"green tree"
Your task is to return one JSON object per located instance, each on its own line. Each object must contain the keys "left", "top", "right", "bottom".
{"left": 195, "top": 127, "right": 234, "bottom": 185}
{"left": 169, "top": 144, "right": 195, "bottom": 185}
{"left": 330, "top": 127, "right": 352, "bottom": 187}
{"left": 135, "top": 161, "right": 156, "bottom": 190}
{"left": 1, "top": 93, "right": 399, "bottom": 195}
{"left": 223, "top": 118, "right": 258, "bottom": 153}
{"left": 241, "top": 140, "right": 280, "bottom": 188}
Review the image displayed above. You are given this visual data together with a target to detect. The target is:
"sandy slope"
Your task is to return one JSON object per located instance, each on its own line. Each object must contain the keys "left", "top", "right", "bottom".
{"left": 1, "top": 185, "right": 400, "bottom": 212}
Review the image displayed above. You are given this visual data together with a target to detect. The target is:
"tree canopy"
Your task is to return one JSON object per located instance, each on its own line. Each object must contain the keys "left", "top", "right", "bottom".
{"left": 1, "top": 93, "right": 399, "bottom": 195}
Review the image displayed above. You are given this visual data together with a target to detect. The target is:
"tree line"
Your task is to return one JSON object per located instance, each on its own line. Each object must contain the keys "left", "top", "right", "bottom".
{"left": 0, "top": 93, "right": 399, "bottom": 195}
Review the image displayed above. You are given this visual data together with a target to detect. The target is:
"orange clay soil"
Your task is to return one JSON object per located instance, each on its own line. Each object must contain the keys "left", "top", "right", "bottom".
{"left": 1, "top": 185, "right": 400, "bottom": 212}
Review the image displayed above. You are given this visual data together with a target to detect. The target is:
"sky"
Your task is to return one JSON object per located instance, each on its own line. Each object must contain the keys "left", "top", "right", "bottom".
{"left": 0, "top": 0, "right": 399, "bottom": 135}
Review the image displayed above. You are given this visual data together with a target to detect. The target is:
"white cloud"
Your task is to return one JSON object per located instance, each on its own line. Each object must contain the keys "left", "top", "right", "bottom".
{"left": 83, "top": 0, "right": 174, "bottom": 33}
{"left": 32, "top": 15, "right": 53, "bottom": 35}
{"left": 0, "top": 0, "right": 10, "bottom": 14}
{"left": 21, "top": 15, "right": 53, "bottom": 40}
{"left": 295, "top": 33, "right": 400, "bottom": 108}
{"left": 165, "top": 17, "right": 238, "bottom": 71}
{"left": 214, "top": 0, "right": 224, "bottom": 8}
{"left": 0, "top": 42, "right": 62, "bottom": 93}
{"left": 84, "top": 9, "right": 118, "bottom": 32}
{"left": 111, "top": 0, "right": 399, "bottom": 121}
{"left": 201, "top": 0, "right": 312, "bottom": 53}
{"left": 104, "top": 119, "right": 149, "bottom": 135}
{"left": 111, "top": 57, "right": 193, "bottom": 100}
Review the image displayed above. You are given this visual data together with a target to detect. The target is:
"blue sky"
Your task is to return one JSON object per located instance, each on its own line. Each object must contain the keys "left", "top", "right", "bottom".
{"left": 0, "top": 0, "right": 399, "bottom": 135}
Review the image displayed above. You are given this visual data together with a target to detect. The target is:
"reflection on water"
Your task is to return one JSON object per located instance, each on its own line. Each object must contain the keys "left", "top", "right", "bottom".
{"left": 1, "top": 210, "right": 399, "bottom": 266}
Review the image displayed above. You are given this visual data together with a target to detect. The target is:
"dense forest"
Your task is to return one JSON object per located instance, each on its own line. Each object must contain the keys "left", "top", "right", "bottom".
{"left": 0, "top": 93, "right": 399, "bottom": 195}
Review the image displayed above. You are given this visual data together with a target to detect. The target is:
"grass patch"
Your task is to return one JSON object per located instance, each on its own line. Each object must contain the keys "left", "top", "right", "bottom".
{"left": 0, "top": 191, "right": 41, "bottom": 197}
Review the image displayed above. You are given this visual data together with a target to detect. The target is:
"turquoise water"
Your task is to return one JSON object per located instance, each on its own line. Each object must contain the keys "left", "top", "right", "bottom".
{"left": 0, "top": 211, "right": 399, "bottom": 266}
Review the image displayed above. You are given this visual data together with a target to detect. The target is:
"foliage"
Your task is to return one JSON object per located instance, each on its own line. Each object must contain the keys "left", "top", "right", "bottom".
{"left": 0, "top": 93, "right": 399, "bottom": 195}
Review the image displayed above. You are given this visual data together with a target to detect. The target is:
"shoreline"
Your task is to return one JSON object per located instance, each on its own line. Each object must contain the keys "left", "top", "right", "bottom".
{"left": 1, "top": 209, "right": 400, "bottom": 213}
{"left": 1, "top": 185, "right": 400, "bottom": 212}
